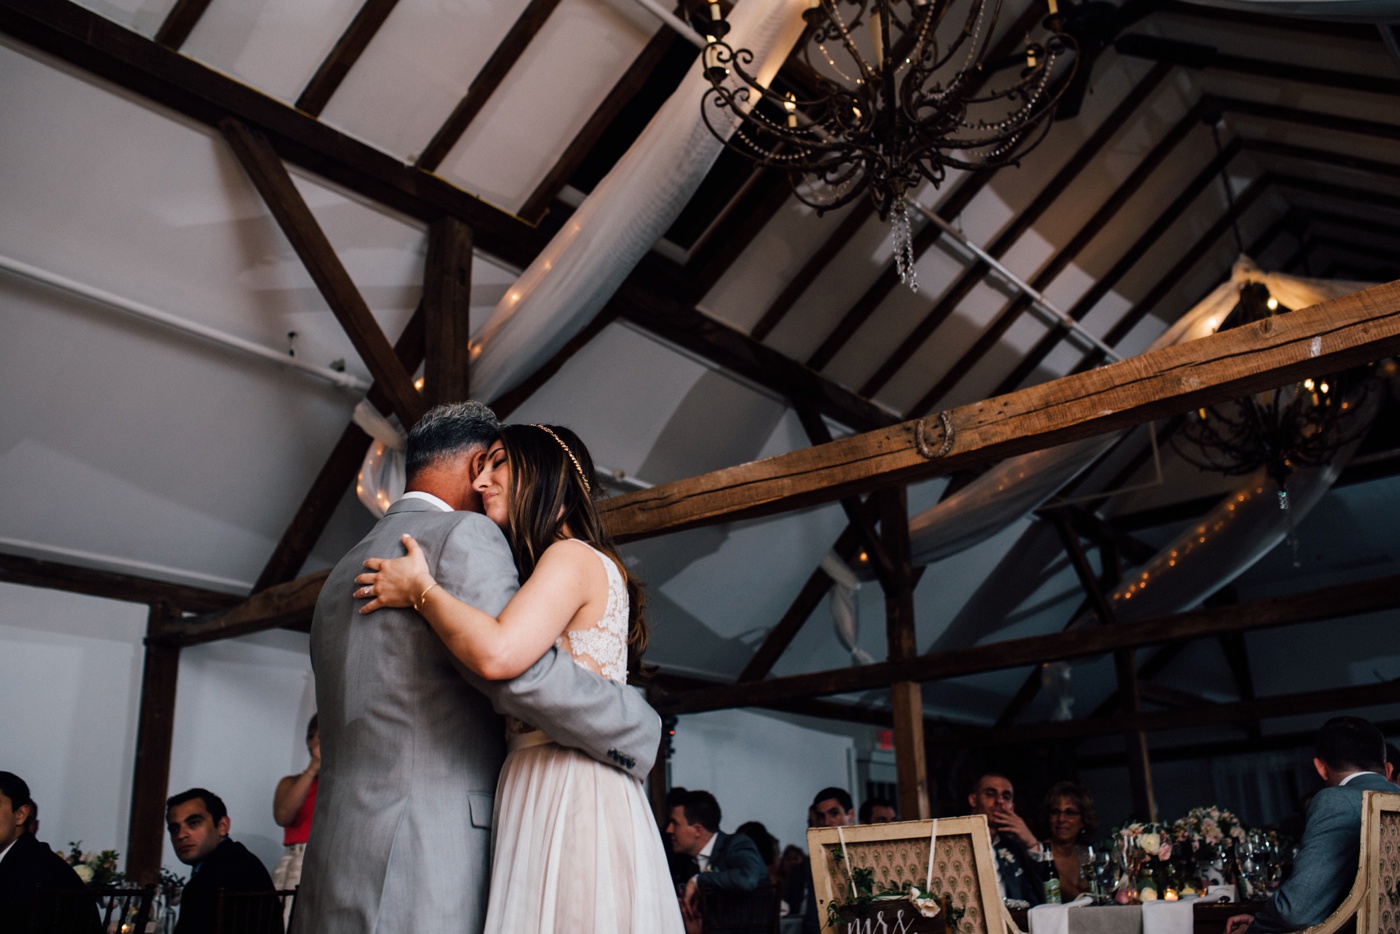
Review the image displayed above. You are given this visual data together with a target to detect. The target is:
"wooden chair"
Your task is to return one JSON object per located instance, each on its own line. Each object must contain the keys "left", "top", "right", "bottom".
{"left": 701, "top": 880, "right": 783, "bottom": 934}
{"left": 1292, "top": 790, "right": 1400, "bottom": 934}
{"left": 28, "top": 884, "right": 155, "bottom": 934}
{"left": 213, "top": 888, "right": 295, "bottom": 934}
{"left": 808, "top": 814, "right": 1010, "bottom": 934}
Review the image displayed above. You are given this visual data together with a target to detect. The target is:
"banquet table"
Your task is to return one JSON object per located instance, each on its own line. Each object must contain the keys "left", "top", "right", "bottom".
{"left": 1025, "top": 890, "right": 1255, "bottom": 934}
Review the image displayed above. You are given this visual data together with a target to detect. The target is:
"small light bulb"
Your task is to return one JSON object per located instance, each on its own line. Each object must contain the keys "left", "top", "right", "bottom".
{"left": 1266, "top": 296, "right": 1279, "bottom": 310}
{"left": 1303, "top": 378, "right": 1314, "bottom": 390}
{"left": 1319, "top": 381, "right": 1329, "bottom": 393}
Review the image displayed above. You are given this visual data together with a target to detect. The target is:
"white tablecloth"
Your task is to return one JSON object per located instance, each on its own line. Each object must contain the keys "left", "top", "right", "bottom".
{"left": 1029, "top": 890, "right": 1236, "bottom": 934}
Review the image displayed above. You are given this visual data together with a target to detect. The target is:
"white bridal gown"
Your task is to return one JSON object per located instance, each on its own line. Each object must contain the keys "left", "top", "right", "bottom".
{"left": 484, "top": 540, "right": 684, "bottom": 933}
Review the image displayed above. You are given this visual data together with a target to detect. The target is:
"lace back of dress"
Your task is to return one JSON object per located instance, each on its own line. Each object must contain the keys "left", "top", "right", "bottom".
{"left": 559, "top": 541, "right": 629, "bottom": 684}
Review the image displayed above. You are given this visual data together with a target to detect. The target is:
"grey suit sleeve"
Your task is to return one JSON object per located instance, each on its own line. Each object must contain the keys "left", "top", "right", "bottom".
{"left": 696, "top": 833, "right": 767, "bottom": 893}
{"left": 436, "top": 514, "right": 662, "bottom": 781}
{"left": 1249, "top": 787, "right": 1359, "bottom": 933}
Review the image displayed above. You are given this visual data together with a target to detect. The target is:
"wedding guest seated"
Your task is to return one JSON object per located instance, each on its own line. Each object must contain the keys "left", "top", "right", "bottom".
{"left": 1225, "top": 717, "right": 1400, "bottom": 934}
{"left": 667, "top": 790, "right": 766, "bottom": 934}
{"left": 802, "top": 787, "right": 856, "bottom": 934}
{"left": 967, "top": 773, "right": 1044, "bottom": 904}
{"left": 859, "top": 796, "right": 897, "bottom": 824}
{"left": 1041, "top": 781, "right": 1098, "bottom": 900}
{"left": 167, "top": 788, "right": 281, "bottom": 934}
{"left": 665, "top": 786, "right": 699, "bottom": 886}
{"left": 734, "top": 821, "right": 779, "bottom": 880}
{"left": 0, "top": 771, "right": 97, "bottom": 933}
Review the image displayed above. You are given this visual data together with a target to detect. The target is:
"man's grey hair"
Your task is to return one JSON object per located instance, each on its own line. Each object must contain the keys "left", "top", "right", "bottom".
{"left": 405, "top": 401, "right": 500, "bottom": 479}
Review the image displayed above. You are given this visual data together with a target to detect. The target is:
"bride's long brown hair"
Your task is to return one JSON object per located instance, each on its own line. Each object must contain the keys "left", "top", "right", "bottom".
{"left": 496, "top": 423, "right": 648, "bottom": 660}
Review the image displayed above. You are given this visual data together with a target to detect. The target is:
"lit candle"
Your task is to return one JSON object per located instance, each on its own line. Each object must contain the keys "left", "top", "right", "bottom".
{"left": 869, "top": 10, "right": 884, "bottom": 70}
{"left": 784, "top": 93, "right": 798, "bottom": 128}
{"left": 1164, "top": 889, "right": 1179, "bottom": 901}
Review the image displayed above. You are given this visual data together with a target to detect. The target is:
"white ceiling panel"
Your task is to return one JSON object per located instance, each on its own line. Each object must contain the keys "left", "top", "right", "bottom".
{"left": 435, "top": 0, "right": 653, "bottom": 211}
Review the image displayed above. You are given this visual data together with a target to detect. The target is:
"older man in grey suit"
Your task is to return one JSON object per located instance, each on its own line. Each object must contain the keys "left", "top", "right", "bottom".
{"left": 296, "top": 401, "right": 660, "bottom": 934}
{"left": 1225, "top": 716, "right": 1400, "bottom": 934}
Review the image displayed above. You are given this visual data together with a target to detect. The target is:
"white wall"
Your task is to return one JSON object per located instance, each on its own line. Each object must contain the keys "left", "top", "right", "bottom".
{"left": 0, "top": 581, "right": 314, "bottom": 876}
{"left": 669, "top": 708, "right": 859, "bottom": 856}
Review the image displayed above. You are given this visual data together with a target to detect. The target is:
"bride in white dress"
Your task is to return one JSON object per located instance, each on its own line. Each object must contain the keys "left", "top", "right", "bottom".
{"left": 355, "top": 423, "right": 683, "bottom": 934}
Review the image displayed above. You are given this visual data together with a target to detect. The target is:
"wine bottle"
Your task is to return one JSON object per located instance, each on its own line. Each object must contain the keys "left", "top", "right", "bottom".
{"left": 1044, "top": 855, "right": 1062, "bottom": 904}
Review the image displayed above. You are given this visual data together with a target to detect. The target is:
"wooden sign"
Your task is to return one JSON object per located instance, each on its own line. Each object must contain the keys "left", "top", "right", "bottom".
{"left": 808, "top": 815, "right": 1007, "bottom": 934}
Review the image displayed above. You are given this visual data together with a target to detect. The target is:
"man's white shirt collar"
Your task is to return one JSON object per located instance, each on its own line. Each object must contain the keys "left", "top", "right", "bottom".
{"left": 0, "top": 837, "right": 17, "bottom": 865}
{"left": 1340, "top": 770, "right": 1380, "bottom": 786}
{"left": 399, "top": 491, "right": 453, "bottom": 512}
{"left": 697, "top": 832, "right": 718, "bottom": 871}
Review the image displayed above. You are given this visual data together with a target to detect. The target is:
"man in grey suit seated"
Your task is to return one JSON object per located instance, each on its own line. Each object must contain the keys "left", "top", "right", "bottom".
{"left": 668, "top": 790, "right": 767, "bottom": 934}
{"left": 1225, "top": 716, "right": 1400, "bottom": 934}
{"left": 296, "top": 401, "right": 661, "bottom": 934}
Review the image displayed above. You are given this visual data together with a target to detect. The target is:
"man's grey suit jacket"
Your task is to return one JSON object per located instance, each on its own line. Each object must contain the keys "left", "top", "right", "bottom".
{"left": 1249, "top": 771, "right": 1400, "bottom": 933}
{"left": 296, "top": 498, "right": 661, "bottom": 934}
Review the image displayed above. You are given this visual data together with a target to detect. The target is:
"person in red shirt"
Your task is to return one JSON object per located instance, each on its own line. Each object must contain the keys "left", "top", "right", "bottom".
{"left": 272, "top": 714, "right": 319, "bottom": 898}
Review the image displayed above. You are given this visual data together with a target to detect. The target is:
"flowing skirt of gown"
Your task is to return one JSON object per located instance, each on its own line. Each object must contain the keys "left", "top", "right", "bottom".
{"left": 484, "top": 732, "right": 685, "bottom": 933}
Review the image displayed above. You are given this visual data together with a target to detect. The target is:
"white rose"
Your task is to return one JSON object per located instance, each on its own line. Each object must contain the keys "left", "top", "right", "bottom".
{"left": 73, "top": 864, "right": 94, "bottom": 884}
{"left": 1140, "top": 833, "right": 1161, "bottom": 853}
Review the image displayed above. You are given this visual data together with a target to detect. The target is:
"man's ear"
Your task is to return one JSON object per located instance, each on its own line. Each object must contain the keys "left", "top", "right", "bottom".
{"left": 1313, "top": 757, "right": 1330, "bottom": 783}
{"left": 967, "top": 793, "right": 977, "bottom": 809}
{"left": 217, "top": 815, "right": 231, "bottom": 839}
{"left": 469, "top": 449, "right": 488, "bottom": 478}
{"left": 14, "top": 803, "right": 32, "bottom": 830}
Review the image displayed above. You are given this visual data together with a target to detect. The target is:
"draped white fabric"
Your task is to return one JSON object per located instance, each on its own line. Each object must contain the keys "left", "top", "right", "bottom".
{"left": 355, "top": 1, "right": 810, "bottom": 514}
{"left": 905, "top": 258, "right": 1377, "bottom": 570}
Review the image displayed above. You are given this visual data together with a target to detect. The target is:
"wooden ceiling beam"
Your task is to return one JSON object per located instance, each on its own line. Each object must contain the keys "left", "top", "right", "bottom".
{"left": 253, "top": 305, "right": 426, "bottom": 592}
{"left": 1155, "top": 1, "right": 1380, "bottom": 41}
{"left": 750, "top": 204, "right": 874, "bottom": 341}
{"left": 154, "top": 571, "right": 329, "bottom": 646}
{"left": 1303, "top": 207, "right": 1400, "bottom": 241}
{"left": 520, "top": 28, "right": 685, "bottom": 223}
{"left": 1206, "top": 94, "right": 1400, "bottom": 143}
{"left": 1244, "top": 140, "right": 1400, "bottom": 183}
{"left": 1119, "top": 40, "right": 1400, "bottom": 97}
{"left": 657, "top": 568, "right": 1400, "bottom": 716}
{"left": 0, "top": 552, "right": 239, "bottom": 615}
{"left": 153, "top": 0, "right": 213, "bottom": 49}
{"left": 296, "top": 0, "right": 403, "bottom": 117}
{"left": 858, "top": 61, "right": 1175, "bottom": 398}
{"left": 601, "top": 277, "right": 1400, "bottom": 540}
{"left": 685, "top": 168, "right": 794, "bottom": 300}
{"left": 219, "top": 118, "right": 427, "bottom": 428}
{"left": 0, "top": 0, "right": 543, "bottom": 270}
{"left": 150, "top": 282, "right": 1400, "bottom": 643}
{"left": 906, "top": 102, "right": 1215, "bottom": 415}
{"left": 939, "top": 677, "right": 1400, "bottom": 748}
{"left": 416, "top": 0, "right": 565, "bottom": 172}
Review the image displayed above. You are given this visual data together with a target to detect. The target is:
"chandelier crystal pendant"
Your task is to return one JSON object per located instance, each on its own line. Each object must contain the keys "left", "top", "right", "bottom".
{"left": 699, "top": 0, "right": 1078, "bottom": 291}
{"left": 1171, "top": 283, "right": 1376, "bottom": 509}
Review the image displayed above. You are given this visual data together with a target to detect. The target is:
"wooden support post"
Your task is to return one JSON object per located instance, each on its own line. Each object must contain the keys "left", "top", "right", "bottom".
{"left": 423, "top": 216, "right": 474, "bottom": 406}
{"left": 877, "top": 488, "right": 930, "bottom": 820}
{"left": 126, "top": 602, "right": 181, "bottom": 885}
{"left": 1114, "top": 648, "right": 1157, "bottom": 821}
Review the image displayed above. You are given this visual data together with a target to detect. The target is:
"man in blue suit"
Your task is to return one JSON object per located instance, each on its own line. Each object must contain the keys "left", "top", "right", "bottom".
{"left": 669, "top": 790, "right": 767, "bottom": 933}
{"left": 1226, "top": 716, "right": 1400, "bottom": 934}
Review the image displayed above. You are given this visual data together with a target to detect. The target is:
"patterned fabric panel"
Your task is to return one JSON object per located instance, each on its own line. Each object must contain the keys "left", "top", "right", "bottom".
{"left": 819, "top": 832, "right": 990, "bottom": 934}
{"left": 1379, "top": 809, "right": 1400, "bottom": 934}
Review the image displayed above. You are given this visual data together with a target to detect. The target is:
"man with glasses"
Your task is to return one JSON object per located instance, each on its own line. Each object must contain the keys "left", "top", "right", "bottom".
{"left": 968, "top": 773, "right": 1045, "bottom": 905}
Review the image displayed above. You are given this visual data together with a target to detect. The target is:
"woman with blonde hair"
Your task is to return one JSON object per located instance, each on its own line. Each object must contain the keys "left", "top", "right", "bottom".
{"left": 1042, "top": 781, "right": 1099, "bottom": 899}
{"left": 356, "top": 423, "right": 680, "bottom": 933}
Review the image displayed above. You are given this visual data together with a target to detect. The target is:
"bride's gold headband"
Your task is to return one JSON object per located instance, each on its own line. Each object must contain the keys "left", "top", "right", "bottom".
{"left": 531, "top": 424, "right": 591, "bottom": 494}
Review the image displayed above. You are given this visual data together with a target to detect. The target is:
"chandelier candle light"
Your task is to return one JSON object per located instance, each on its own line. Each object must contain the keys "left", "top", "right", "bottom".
{"left": 699, "top": 0, "right": 1078, "bottom": 291}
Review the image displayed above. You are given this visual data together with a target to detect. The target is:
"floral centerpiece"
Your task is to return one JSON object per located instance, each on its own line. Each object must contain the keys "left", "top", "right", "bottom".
{"left": 1171, "top": 806, "right": 1248, "bottom": 889}
{"left": 1110, "top": 821, "right": 1177, "bottom": 900}
{"left": 58, "top": 842, "right": 123, "bottom": 886}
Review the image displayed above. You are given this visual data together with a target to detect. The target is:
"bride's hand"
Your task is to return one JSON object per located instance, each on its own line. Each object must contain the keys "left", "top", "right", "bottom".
{"left": 355, "top": 534, "right": 436, "bottom": 614}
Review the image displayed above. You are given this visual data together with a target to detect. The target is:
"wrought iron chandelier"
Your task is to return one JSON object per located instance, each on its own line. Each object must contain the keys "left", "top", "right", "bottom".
{"left": 1172, "top": 282, "right": 1374, "bottom": 506}
{"left": 699, "top": 0, "right": 1078, "bottom": 290}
